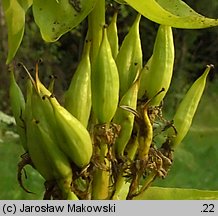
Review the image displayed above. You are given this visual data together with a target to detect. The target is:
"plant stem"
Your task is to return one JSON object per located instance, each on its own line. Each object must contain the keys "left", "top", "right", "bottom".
{"left": 58, "top": 179, "right": 78, "bottom": 200}
{"left": 112, "top": 134, "right": 139, "bottom": 199}
{"left": 91, "top": 141, "right": 110, "bottom": 199}
{"left": 128, "top": 171, "right": 156, "bottom": 200}
{"left": 67, "top": 191, "right": 79, "bottom": 200}
{"left": 139, "top": 171, "right": 157, "bottom": 194}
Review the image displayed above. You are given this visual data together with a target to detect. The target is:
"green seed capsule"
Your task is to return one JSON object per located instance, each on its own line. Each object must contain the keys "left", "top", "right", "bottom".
{"left": 87, "top": 0, "right": 105, "bottom": 66}
{"left": 24, "top": 78, "right": 33, "bottom": 128}
{"left": 64, "top": 40, "right": 91, "bottom": 128}
{"left": 113, "top": 72, "right": 140, "bottom": 157}
{"left": 26, "top": 117, "right": 54, "bottom": 181}
{"left": 168, "top": 65, "right": 213, "bottom": 148}
{"left": 9, "top": 66, "right": 27, "bottom": 151}
{"left": 25, "top": 72, "right": 75, "bottom": 200}
{"left": 29, "top": 63, "right": 56, "bottom": 132}
{"left": 27, "top": 98, "right": 78, "bottom": 200}
{"left": 24, "top": 80, "right": 54, "bottom": 181}
{"left": 138, "top": 56, "right": 152, "bottom": 98}
{"left": 25, "top": 78, "right": 59, "bottom": 181}
{"left": 139, "top": 25, "right": 174, "bottom": 106}
{"left": 25, "top": 63, "right": 92, "bottom": 169}
{"left": 107, "top": 12, "right": 119, "bottom": 59}
{"left": 92, "top": 26, "right": 119, "bottom": 123}
{"left": 49, "top": 96, "right": 93, "bottom": 168}
{"left": 35, "top": 121, "right": 74, "bottom": 199}
{"left": 116, "top": 14, "right": 142, "bottom": 98}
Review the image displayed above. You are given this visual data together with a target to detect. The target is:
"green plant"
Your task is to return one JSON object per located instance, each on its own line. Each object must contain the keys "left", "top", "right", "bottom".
{"left": 2, "top": 0, "right": 218, "bottom": 200}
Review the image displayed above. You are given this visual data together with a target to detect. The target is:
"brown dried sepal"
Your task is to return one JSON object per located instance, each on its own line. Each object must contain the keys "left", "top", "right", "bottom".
{"left": 17, "top": 152, "right": 34, "bottom": 194}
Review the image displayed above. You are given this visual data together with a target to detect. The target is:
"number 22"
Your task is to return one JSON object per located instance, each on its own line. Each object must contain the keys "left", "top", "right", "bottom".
{"left": 202, "top": 204, "right": 214, "bottom": 212}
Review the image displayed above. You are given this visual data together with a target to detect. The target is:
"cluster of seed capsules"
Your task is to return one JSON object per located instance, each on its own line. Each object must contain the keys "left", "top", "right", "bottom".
{"left": 9, "top": 7, "right": 212, "bottom": 200}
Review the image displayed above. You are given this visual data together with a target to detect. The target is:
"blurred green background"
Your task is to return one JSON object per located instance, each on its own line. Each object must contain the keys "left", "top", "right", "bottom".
{"left": 0, "top": 0, "right": 218, "bottom": 199}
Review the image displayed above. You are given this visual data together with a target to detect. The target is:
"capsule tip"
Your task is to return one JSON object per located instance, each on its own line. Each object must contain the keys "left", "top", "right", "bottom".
{"left": 206, "top": 64, "right": 214, "bottom": 69}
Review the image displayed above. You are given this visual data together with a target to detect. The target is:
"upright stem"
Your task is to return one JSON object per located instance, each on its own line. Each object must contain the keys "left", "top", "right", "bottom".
{"left": 91, "top": 142, "right": 110, "bottom": 199}
{"left": 112, "top": 136, "right": 139, "bottom": 200}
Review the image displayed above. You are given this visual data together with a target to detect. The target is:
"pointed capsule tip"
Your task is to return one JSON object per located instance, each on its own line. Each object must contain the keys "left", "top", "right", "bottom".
{"left": 203, "top": 64, "right": 214, "bottom": 77}
{"left": 37, "top": 58, "right": 43, "bottom": 65}
{"left": 17, "top": 62, "right": 36, "bottom": 87}
{"left": 206, "top": 64, "right": 214, "bottom": 69}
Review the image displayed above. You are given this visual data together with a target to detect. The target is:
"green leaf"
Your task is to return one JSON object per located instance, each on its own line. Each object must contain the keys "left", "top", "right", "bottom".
{"left": 124, "top": 0, "right": 218, "bottom": 28}
{"left": 114, "top": 0, "right": 126, "bottom": 4}
{"left": 32, "top": 0, "right": 97, "bottom": 42}
{"left": 134, "top": 187, "right": 218, "bottom": 200}
{"left": 2, "top": 0, "right": 33, "bottom": 64}
{"left": 156, "top": 0, "right": 200, "bottom": 16}
{"left": 117, "top": 184, "right": 218, "bottom": 200}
